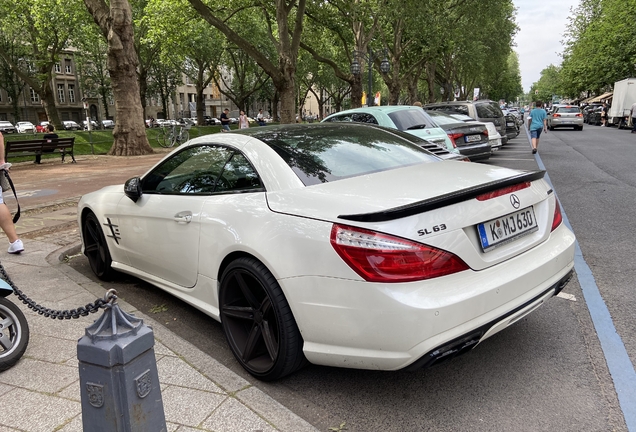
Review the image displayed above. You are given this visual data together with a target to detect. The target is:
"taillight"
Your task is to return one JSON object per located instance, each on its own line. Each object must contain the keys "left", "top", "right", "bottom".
{"left": 330, "top": 224, "right": 469, "bottom": 282}
{"left": 553, "top": 114, "right": 561, "bottom": 118}
{"left": 447, "top": 133, "right": 462, "bottom": 148}
{"left": 475, "top": 182, "right": 531, "bottom": 201}
{"left": 551, "top": 199, "right": 563, "bottom": 231}
{"left": 575, "top": 113, "right": 583, "bottom": 117}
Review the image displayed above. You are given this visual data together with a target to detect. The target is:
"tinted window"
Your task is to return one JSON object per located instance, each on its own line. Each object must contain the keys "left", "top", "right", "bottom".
{"left": 425, "top": 110, "right": 465, "bottom": 125}
{"left": 323, "top": 114, "right": 353, "bottom": 122}
{"left": 351, "top": 113, "right": 379, "bottom": 124}
{"left": 476, "top": 102, "right": 503, "bottom": 118}
{"left": 426, "top": 104, "right": 470, "bottom": 116}
{"left": 556, "top": 107, "right": 581, "bottom": 113}
{"left": 142, "top": 145, "right": 262, "bottom": 194}
{"left": 387, "top": 108, "right": 436, "bottom": 130}
{"left": 255, "top": 125, "right": 439, "bottom": 186}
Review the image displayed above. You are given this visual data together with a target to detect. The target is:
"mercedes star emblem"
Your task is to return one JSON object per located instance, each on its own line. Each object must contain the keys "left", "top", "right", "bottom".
{"left": 510, "top": 194, "right": 521, "bottom": 209}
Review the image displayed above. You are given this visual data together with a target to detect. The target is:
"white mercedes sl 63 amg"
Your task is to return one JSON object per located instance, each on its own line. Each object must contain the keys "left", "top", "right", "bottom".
{"left": 78, "top": 123, "right": 576, "bottom": 381}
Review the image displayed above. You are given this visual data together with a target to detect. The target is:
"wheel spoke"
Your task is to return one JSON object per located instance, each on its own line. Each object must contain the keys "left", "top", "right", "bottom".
{"left": 0, "top": 331, "right": 13, "bottom": 351}
{"left": 0, "top": 317, "right": 14, "bottom": 329}
{"left": 261, "top": 320, "right": 278, "bottom": 362}
{"left": 235, "top": 273, "right": 260, "bottom": 309}
{"left": 85, "top": 222, "right": 99, "bottom": 243}
{"left": 222, "top": 305, "right": 255, "bottom": 320}
{"left": 242, "top": 323, "right": 261, "bottom": 363}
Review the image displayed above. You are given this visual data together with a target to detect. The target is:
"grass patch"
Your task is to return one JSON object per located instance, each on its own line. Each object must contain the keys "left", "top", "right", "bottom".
{"left": 3, "top": 125, "right": 231, "bottom": 163}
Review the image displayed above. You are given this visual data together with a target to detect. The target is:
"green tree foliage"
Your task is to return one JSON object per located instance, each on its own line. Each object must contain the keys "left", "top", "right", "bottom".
{"left": 560, "top": 0, "right": 636, "bottom": 98}
{"left": 0, "top": 0, "right": 87, "bottom": 129}
{"left": 529, "top": 64, "right": 562, "bottom": 102}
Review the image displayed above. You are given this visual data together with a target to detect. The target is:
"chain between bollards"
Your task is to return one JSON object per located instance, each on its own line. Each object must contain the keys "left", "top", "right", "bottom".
{"left": 0, "top": 262, "right": 116, "bottom": 320}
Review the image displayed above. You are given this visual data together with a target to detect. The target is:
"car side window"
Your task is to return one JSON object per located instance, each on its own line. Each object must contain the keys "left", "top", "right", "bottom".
{"left": 216, "top": 153, "right": 263, "bottom": 192}
{"left": 324, "top": 114, "right": 353, "bottom": 122}
{"left": 351, "top": 113, "right": 379, "bottom": 124}
{"left": 142, "top": 145, "right": 236, "bottom": 194}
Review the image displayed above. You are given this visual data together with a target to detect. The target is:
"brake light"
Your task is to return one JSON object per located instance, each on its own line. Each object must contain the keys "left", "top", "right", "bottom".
{"left": 475, "top": 182, "right": 531, "bottom": 201}
{"left": 447, "top": 133, "right": 462, "bottom": 148}
{"left": 553, "top": 114, "right": 561, "bottom": 118}
{"left": 330, "top": 224, "right": 469, "bottom": 282}
{"left": 551, "top": 199, "right": 563, "bottom": 231}
{"left": 575, "top": 113, "right": 583, "bottom": 117}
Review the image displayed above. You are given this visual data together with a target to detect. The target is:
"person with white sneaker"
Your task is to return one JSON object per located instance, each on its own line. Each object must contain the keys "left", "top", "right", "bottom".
{"left": 0, "top": 132, "right": 23, "bottom": 254}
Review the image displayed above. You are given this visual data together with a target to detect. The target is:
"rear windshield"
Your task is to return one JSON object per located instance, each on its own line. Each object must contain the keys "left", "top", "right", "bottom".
{"left": 387, "top": 108, "right": 437, "bottom": 130}
{"left": 476, "top": 102, "right": 503, "bottom": 119}
{"left": 426, "top": 104, "right": 470, "bottom": 116}
{"left": 247, "top": 125, "right": 439, "bottom": 186}
{"left": 426, "top": 110, "right": 465, "bottom": 125}
{"left": 556, "top": 107, "right": 581, "bottom": 113}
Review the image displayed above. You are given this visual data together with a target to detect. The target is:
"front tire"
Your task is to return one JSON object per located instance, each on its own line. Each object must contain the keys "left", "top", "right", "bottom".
{"left": 0, "top": 297, "right": 29, "bottom": 372}
{"left": 219, "top": 257, "right": 305, "bottom": 381}
{"left": 83, "top": 212, "right": 117, "bottom": 281}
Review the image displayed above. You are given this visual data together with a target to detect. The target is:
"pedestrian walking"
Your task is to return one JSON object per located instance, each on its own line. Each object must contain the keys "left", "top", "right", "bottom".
{"left": 220, "top": 108, "right": 231, "bottom": 132}
{"left": 527, "top": 101, "right": 547, "bottom": 154}
{"left": 600, "top": 102, "right": 608, "bottom": 127}
{"left": 0, "top": 132, "right": 23, "bottom": 254}
{"left": 631, "top": 101, "right": 636, "bottom": 133}
{"left": 238, "top": 110, "right": 249, "bottom": 129}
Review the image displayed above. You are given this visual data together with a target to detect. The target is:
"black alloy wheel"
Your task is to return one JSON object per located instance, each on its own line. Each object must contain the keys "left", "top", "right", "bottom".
{"left": 0, "top": 297, "right": 29, "bottom": 371}
{"left": 83, "top": 212, "right": 117, "bottom": 281}
{"left": 219, "top": 257, "right": 305, "bottom": 381}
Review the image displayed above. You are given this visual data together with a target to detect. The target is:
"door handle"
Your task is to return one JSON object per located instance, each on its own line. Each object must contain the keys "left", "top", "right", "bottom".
{"left": 174, "top": 211, "right": 192, "bottom": 224}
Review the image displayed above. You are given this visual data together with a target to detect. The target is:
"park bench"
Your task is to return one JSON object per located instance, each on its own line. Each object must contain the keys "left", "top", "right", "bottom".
{"left": 5, "top": 137, "right": 76, "bottom": 163}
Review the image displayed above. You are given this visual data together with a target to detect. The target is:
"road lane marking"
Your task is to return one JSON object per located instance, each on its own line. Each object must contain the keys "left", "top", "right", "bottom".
{"left": 527, "top": 127, "right": 636, "bottom": 430}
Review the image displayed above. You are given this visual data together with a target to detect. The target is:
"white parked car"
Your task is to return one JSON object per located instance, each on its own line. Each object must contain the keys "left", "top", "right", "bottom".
{"left": 15, "top": 121, "right": 36, "bottom": 133}
{"left": 78, "top": 123, "right": 576, "bottom": 381}
{"left": 63, "top": 120, "right": 81, "bottom": 130}
{"left": 101, "top": 119, "right": 115, "bottom": 129}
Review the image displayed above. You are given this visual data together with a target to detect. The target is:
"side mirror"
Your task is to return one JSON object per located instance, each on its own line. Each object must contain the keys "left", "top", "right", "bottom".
{"left": 124, "top": 177, "right": 142, "bottom": 202}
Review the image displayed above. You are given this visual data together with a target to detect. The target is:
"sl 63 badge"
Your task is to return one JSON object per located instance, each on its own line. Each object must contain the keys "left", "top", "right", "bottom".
{"left": 418, "top": 224, "right": 447, "bottom": 236}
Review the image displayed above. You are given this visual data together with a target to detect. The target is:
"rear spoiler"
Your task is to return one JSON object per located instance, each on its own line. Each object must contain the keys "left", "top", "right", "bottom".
{"left": 338, "top": 170, "right": 546, "bottom": 223}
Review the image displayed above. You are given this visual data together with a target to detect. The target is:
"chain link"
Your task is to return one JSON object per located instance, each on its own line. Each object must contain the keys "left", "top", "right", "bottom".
{"left": 0, "top": 263, "right": 115, "bottom": 320}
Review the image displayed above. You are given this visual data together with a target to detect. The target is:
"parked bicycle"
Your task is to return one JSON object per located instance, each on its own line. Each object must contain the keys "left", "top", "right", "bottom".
{"left": 157, "top": 124, "right": 191, "bottom": 148}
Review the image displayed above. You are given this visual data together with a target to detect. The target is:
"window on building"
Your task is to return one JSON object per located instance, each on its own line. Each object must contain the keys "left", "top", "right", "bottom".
{"left": 54, "top": 63, "right": 61, "bottom": 73}
{"left": 68, "top": 85, "right": 75, "bottom": 103}
{"left": 65, "top": 59, "right": 72, "bottom": 74}
{"left": 57, "top": 84, "right": 65, "bottom": 103}
{"left": 30, "top": 89, "right": 40, "bottom": 103}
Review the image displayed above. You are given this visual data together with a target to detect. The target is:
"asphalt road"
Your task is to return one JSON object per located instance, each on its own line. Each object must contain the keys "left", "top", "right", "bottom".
{"left": 68, "top": 125, "right": 633, "bottom": 432}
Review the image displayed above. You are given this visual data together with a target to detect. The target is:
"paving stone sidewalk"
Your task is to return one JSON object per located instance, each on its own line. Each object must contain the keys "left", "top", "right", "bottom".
{"left": 0, "top": 153, "right": 319, "bottom": 432}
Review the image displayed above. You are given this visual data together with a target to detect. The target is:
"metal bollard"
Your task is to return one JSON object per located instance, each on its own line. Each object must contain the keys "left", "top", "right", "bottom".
{"left": 77, "top": 291, "right": 166, "bottom": 431}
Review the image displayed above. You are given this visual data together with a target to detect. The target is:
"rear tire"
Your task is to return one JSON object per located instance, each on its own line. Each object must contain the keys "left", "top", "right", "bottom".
{"left": 0, "top": 297, "right": 29, "bottom": 372}
{"left": 219, "top": 257, "right": 306, "bottom": 381}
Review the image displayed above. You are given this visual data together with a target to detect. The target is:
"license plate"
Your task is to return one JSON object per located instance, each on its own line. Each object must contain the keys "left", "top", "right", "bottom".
{"left": 477, "top": 207, "right": 538, "bottom": 252}
{"left": 506, "top": 122, "right": 514, "bottom": 126}
{"left": 464, "top": 134, "right": 481, "bottom": 143}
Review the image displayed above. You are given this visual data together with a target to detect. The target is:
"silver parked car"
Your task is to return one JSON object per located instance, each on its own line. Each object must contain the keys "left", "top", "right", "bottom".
{"left": 547, "top": 105, "right": 583, "bottom": 131}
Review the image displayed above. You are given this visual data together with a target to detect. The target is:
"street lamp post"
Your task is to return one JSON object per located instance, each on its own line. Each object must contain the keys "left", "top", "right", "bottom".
{"left": 350, "top": 48, "right": 390, "bottom": 106}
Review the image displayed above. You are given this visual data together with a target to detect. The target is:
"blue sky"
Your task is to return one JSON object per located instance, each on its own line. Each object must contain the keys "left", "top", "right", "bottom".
{"left": 512, "top": 0, "right": 579, "bottom": 92}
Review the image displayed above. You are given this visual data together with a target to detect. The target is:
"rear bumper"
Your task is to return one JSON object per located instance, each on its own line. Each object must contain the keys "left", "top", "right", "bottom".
{"left": 281, "top": 224, "right": 576, "bottom": 370}
{"left": 457, "top": 142, "right": 492, "bottom": 161}
{"left": 404, "top": 269, "right": 573, "bottom": 371}
{"left": 550, "top": 119, "right": 583, "bottom": 128}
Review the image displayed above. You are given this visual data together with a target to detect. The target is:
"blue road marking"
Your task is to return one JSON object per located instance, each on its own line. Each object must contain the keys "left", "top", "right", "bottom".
{"left": 527, "top": 127, "right": 636, "bottom": 430}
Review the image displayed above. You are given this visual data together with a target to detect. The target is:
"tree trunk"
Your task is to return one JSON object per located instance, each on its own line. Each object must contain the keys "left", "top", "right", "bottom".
{"left": 84, "top": 0, "right": 153, "bottom": 156}
{"left": 350, "top": 76, "right": 363, "bottom": 108}
{"left": 426, "top": 62, "right": 437, "bottom": 103}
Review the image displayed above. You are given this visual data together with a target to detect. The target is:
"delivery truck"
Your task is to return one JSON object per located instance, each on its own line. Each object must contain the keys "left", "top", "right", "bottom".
{"left": 608, "top": 78, "right": 636, "bottom": 128}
